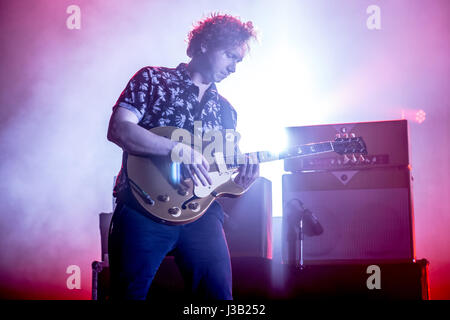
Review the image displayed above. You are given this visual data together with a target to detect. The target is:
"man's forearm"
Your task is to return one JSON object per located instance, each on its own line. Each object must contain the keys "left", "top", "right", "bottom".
{"left": 108, "top": 121, "right": 176, "bottom": 157}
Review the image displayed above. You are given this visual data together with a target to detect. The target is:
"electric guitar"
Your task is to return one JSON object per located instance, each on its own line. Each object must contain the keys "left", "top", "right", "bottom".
{"left": 127, "top": 126, "right": 367, "bottom": 225}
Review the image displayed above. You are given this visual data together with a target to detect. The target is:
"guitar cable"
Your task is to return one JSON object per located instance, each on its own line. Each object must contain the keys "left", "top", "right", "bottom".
{"left": 128, "top": 178, "right": 155, "bottom": 205}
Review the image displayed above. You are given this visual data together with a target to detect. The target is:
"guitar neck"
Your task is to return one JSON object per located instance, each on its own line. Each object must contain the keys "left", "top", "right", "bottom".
{"left": 223, "top": 141, "right": 335, "bottom": 169}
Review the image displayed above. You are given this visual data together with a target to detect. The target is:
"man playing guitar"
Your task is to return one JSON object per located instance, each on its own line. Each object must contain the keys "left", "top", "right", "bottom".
{"left": 107, "top": 13, "right": 259, "bottom": 300}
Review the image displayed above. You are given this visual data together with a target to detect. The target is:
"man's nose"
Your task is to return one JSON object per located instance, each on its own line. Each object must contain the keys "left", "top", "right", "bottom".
{"left": 227, "top": 63, "right": 236, "bottom": 73}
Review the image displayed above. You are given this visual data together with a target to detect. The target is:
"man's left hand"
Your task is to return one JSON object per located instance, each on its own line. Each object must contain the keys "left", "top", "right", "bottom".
{"left": 234, "top": 153, "right": 260, "bottom": 189}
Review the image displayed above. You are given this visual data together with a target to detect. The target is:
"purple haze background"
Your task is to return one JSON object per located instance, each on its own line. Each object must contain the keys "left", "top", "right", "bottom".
{"left": 0, "top": 0, "right": 449, "bottom": 299}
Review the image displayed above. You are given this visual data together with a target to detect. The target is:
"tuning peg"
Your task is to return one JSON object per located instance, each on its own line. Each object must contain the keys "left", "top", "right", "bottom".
{"left": 343, "top": 154, "right": 350, "bottom": 164}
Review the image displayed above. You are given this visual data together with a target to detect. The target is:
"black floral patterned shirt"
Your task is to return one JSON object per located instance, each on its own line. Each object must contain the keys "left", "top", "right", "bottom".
{"left": 112, "top": 63, "right": 238, "bottom": 197}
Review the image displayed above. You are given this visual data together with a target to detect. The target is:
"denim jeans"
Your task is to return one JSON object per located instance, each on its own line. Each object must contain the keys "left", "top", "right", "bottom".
{"left": 108, "top": 200, "right": 232, "bottom": 300}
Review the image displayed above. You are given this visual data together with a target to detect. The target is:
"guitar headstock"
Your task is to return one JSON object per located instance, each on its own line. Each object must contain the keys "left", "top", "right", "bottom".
{"left": 333, "top": 134, "right": 367, "bottom": 155}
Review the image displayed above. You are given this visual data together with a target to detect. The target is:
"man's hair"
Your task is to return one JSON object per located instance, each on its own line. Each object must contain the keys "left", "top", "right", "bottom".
{"left": 187, "top": 13, "right": 257, "bottom": 58}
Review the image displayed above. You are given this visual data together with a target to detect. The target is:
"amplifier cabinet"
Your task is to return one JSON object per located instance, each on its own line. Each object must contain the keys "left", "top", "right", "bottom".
{"left": 281, "top": 168, "right": 415, "bottom": 264}
{"left": 218, "top": 177, "right": 272, "bottom": 259}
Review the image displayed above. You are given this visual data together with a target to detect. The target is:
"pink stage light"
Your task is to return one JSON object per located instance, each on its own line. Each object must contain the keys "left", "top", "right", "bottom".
{"left": 415, "top": 110, "right": 426, "bottom": 124}
{"left": 401, "top": 109, "right": 426, "bottom": 124}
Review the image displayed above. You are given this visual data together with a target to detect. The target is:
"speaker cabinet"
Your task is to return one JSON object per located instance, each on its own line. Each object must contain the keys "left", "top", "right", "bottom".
{"left": 218, "top": 177, "right": 272, "bottom": 259}
{"left": 282, "top": 168, "right": 415, "bottom": 264}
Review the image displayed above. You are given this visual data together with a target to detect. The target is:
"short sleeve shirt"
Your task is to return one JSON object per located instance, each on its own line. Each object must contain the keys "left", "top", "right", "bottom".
{"left": 112, "top": 63, "right": 238, "bottom": 196}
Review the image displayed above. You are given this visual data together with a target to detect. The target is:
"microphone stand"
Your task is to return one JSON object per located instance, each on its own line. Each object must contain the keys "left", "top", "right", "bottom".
{"left": 297, "top": 217, "right": 305, "bottom": 270}
{"left": 295, "top": 200, "right": 310, "bottom": 270}
{"left": 287, "top": 199, "right": 323, "bottom": 270}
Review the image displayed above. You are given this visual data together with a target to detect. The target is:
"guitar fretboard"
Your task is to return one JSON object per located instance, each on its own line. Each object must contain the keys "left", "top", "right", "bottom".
{"left": 223, "top": 141, "right": 334, "bottom": 170}
{"left": 279, "top": 141, "right": 334, "bottom": 159}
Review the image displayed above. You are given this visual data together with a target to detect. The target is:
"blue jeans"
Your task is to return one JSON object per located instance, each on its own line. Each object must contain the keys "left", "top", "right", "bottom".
{"left": 108, "top": 201, "right": 232, "bottom": 300}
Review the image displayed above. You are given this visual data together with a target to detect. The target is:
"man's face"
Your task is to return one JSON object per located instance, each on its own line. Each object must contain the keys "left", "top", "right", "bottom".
{"left": 202, "top": 44, "right": 246, "bottom": 83}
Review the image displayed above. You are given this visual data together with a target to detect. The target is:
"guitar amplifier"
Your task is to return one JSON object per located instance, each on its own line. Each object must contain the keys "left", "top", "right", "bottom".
{"left": 281, "top": 168, "right": 415, "bottom": 264}
{"left": 218, "top": 177, "right": 272, "bottom": 259}
{"left": 284, "top": 119, "right": 410, "bottom": 172}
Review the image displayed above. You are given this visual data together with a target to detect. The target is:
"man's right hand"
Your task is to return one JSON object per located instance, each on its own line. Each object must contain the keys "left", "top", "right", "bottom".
{"left": 171, "top": 143, "right": 212, "bottom": 187}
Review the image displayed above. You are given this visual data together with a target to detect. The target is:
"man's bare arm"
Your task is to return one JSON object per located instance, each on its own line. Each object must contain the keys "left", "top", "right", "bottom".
{"left": 107, "top": 107, "right": 212, "bottom": 186}
{"left": 107, "top": 107, "right": 176, "bottom": 157}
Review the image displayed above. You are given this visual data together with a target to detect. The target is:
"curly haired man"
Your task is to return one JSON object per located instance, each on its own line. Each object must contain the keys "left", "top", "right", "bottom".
{"left": 107, "top": 13, "right": 259, "bottom": 300}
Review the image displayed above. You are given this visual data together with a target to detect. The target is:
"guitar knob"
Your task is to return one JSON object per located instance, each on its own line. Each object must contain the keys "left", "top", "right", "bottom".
{"left": 177, "top": 189, "right": 189, "bottom": 196}
{"left": 158, "top": 195, "right": 170, "bottom": 202}
{"left": 188, "top": 202, "right": 201, "bottom": 212}
{"left": 168, "top": 207, "right": 181, "bottom": 217}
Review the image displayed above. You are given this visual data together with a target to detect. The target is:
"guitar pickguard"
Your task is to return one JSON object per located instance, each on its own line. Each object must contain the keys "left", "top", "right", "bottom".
{"left": 193, "top": 171, "right": 234, "bottom": 198}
